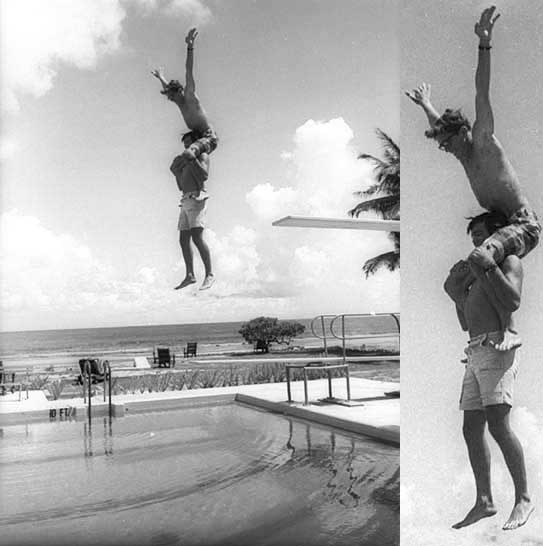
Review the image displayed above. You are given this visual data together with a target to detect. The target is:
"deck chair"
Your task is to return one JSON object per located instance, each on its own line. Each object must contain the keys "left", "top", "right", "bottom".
{"left": 0, "top": 361, "right": 21, "bottom": 396}
{"left": 153, "top": 347, "right": 176, "bottom": 368}
{"left": 254, "top": 339, "right": 268, "bottom": 353}
{"left": 183, "top": 342, "right": 197, "bottom": 358}
{"left": 77, "top": 358, "right": 105, "bottom": 385}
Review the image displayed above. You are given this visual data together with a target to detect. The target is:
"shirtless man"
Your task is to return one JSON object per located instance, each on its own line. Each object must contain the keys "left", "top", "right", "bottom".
{"left": 444, "top": 212, "right": 534, "bottom": 531}
{"left": 152, "top": 28, "right": 218, "bottom": 199}
{"left": 407, "top": 6, "right": 541, "bottom": 350}
{"left": 172, "top": 131, "right": 214, "bottom": 291}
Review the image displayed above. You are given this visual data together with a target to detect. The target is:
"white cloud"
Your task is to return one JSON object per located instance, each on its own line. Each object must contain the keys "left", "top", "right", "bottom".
{"left": 1, "top": 0, "right": 126, "bottom": 113}
{"left": 245, "top": 183, "right": 298, "bottom": 221}
{"left": 0, "top": 0, "right": 212, "bottom": 113}
{"left": 241, "top": 118, "right": 398, "bottom": 314}
{"left": 0, "top": 138, "right": 20, "bottom": 162}
{"left": 0, "top": 210, "right": 178, "bottom": 329}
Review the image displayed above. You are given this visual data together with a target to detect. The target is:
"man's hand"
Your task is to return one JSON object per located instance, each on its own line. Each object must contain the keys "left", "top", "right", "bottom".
{"left": 180, "top": 148, "right": 197, "bottom": 162}
{"left": 405, "top": 83, "right": 432, "bottom": 107}
{"left": 475, "top": 6, "right": 500, "bottom": 44}
{"left": 185, "top": 28, "right": 198, "bottom": 47}
{"left": 468, "top": 246, "right": 497, "bottom": 279}
{"left": 151, "top": 67, "right": 164, "bottom": 80}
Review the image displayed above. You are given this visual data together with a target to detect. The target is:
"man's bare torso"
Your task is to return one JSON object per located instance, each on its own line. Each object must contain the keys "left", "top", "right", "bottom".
{"left": 173, "top": 92, "right": 210, "bottom": 132}
{"left": 463, "top": 273, "right": 504, "bottom": 337}
{"left": 462, "top": 136, "right": 527, "bottom": 217}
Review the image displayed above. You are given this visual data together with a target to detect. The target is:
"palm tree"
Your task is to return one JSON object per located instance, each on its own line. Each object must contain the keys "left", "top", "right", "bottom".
{"left": 349, "top": 129, "right": 400, "bottom": 278}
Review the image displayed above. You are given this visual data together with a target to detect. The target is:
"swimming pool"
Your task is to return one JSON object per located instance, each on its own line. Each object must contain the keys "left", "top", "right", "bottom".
{"left": 0, "top": 402, "right": 399, "bottom": 546}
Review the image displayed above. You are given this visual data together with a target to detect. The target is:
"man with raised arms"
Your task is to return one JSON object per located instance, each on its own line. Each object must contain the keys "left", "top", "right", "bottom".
{"left": 406, "top": 6, "right": 541, "bottom": 351}
{"left": 444, "top": 212, "right": 533, "bottom": 531}
{"left": 152, "top": 28, "right": 218, "bottom": 200}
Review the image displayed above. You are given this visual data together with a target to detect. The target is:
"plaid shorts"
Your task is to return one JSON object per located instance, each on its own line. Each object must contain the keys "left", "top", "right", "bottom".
{"left": 482, "top": 207, "right": 541, "bottom": 263}
{"left": 190, "top": 127, "right": 219, "bottom": 156}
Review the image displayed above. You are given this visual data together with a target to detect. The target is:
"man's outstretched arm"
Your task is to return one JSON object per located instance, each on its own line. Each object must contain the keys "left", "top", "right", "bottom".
{"left": 151, "top": 67, "right": 169, "bottom": 91}
{"left": 473, "top": 6, "right": 501, "bottom": 141}
{"left": 405, "top": 82, "right": 441, "bottom": 128}
{"left": 184, "top": 28, "right": 198, "bottom": 96}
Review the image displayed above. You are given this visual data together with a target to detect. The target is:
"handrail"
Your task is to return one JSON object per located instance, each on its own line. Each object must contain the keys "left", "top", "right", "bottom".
{"left": 329, "top": 313, "right": 400, "bottom": 364}
{"left": 82, "top": 360, "right": 93, "bottom": 424}
{"left": 103, "top": 360, "right": 112, "bottom": 418}
{"left": 310, "top": 314, "right": 337, "bottom": 357}
{"left": 82, "top": 360, "right": 113, "bottom": 422}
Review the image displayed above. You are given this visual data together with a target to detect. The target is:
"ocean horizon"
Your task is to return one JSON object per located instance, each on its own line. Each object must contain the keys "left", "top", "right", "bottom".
{"left": 0, "top": 315, "right": 399, "bottom": 371}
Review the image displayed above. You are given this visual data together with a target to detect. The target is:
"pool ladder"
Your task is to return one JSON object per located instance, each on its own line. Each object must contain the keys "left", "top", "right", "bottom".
{"left": 82, "top": 360, "right": 113, "bottom": 422}
{"left": 311, "top": 312, "right": 400, "bottom": 364}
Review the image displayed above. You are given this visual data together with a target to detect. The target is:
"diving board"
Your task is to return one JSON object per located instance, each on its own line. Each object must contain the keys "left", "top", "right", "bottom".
{"left": 272, "top": 216, "right": 400, "bottom": 231}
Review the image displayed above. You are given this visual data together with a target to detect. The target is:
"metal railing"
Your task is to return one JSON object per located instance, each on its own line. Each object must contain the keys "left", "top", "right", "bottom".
{"left": 330, "top": 313, "right": 400, "bottom": 364}
{"left": 310, "top": 314, "right": 338, "bottom": 357}
{"left": 311, "top": 312, "right": 400, "bottom": 364}
{"left": 82, "top": 360, "right": 113, "bottom": 423}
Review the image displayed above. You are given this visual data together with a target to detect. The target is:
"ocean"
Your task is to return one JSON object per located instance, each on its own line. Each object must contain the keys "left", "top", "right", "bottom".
{"left": 0, "top": 315, "right": 399, "bottom": 372}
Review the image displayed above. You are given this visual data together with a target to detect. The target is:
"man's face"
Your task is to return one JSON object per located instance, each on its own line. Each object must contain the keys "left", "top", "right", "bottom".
{"left": 166, "top": 86, "right": 183, "bottom": 102}
{"left": 470, "top": 222, "right": 491, "bottom": 247}
{"left": 182, "top": 135, "right": 193, "bottom": 149}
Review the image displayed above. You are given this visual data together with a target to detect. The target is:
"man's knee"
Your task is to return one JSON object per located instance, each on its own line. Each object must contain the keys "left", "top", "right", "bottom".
{"left": 486, "top": 404, "right": 511, "bottom": 439}
{"left": 190, "top": 227, "right": 204, "bottom": 241}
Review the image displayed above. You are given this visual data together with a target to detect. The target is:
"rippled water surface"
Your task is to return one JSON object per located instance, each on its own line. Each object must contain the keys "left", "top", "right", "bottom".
{"left": 0, "top": 403, "right": 399, "bottom": 546}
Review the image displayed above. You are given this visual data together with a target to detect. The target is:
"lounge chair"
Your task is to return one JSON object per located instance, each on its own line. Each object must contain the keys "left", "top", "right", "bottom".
{"left": 0, "top": 361, "right": 23, "bottom": 396}
{"left": 183, "top": 342, "right": 197, "bottom": 358}
{"left": 77, "top": 358, "right": 105, "bottom": 385}
{"left": 254, "top": 339, "right": 268, "bottom": 353}
{"left": 153, "top": 347, "right": 176, "bottom": 368}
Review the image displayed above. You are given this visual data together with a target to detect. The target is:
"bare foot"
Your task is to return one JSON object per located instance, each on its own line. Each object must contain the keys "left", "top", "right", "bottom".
{"left": 174, "top": 276, "right": 196, "bottom": 290}
{"left": 490, "top": 329, "right": 522, "bottom": 352}
{"left": 502, "top": 498, "right": 534, "bottom": 530}
{"left": 452, "top": 501, "right": 497, "bottom": 529}
{"left": 199, "top": 274, "right": 215, "bottom": 291}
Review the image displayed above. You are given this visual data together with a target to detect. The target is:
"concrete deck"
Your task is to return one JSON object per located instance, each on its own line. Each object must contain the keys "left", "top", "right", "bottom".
{"left": 0, "top": 377, "right": 399, "bottom": 445}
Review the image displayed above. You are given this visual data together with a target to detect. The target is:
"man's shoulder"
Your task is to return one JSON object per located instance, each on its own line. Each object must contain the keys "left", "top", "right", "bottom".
{"left": 472, "top": 131, "right": 503, "bottom": 152}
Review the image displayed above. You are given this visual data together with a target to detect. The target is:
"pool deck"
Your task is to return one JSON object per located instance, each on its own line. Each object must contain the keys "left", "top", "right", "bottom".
{"left": 0, "top": 377, "right": 399, "bottom": 445}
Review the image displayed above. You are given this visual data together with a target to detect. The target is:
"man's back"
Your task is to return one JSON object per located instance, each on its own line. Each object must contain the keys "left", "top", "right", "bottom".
{"left": 462, "top": 136, "right": 527, "bottom": 216}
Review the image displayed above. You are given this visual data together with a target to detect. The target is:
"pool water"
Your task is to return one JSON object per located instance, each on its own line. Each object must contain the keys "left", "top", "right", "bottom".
{"left": 0, "top": 403, "right": 399, "bottom": 546}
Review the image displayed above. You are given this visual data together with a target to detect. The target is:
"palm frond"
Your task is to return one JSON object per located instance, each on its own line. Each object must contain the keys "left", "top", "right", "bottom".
{"left": 362, "top": 251, "right": 400, "bottom": 278}
{"left": 349, "top": 195, "right": 399, "bottom": 219}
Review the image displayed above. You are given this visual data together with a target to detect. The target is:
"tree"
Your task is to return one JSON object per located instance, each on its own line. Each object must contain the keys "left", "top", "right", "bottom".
{"left": 349, "top": 129, "right": 400, "bottom": 278}
{"left": 239, "top": 317, "right": 306, "bottom": 352}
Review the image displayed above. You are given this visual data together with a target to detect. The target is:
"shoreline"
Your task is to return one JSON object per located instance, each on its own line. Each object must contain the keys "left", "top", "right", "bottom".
{"left": 1, "top": 337, "right": 399, "bottom": 373}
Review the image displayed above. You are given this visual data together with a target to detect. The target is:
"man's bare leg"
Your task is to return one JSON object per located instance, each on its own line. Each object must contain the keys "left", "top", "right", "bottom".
{"left": 190, "top": 227, "right": 214, "bottom": 290}
{"left": 486, "top": 405, "right": 534, "bottom": 530}
{"left": 175, "top": 230, "right": 197, "bottom": 290}
{"left": 453, "top": 410, "right": 498, "bottom": 529}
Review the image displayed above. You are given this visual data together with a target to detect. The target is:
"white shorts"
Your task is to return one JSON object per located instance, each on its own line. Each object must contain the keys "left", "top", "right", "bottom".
{"left": 178, "top": 197, "right": 207, "bottom": 231}
{"left": 459, "top": 332, "right": 519, "bottom": 411}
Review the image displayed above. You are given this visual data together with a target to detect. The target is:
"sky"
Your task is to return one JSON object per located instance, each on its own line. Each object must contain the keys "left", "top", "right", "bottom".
{"left": 0, "top": 0, "right": 399, "bottom": 332}
{"left": 401, "top": 1, "right": 543, "bottom": 544}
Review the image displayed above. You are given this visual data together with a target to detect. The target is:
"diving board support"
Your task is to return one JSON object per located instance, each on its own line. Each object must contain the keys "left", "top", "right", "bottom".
{"left": 272, "top": 216, "right": 400, "bottom": 231}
